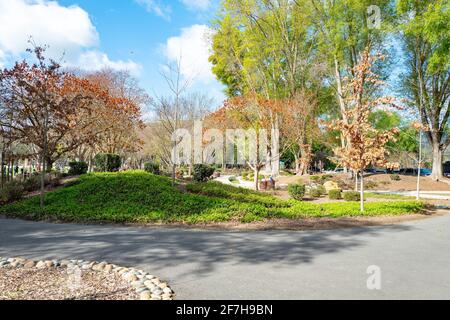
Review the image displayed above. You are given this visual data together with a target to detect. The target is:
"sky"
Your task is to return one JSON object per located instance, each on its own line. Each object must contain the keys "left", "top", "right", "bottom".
{"left": 0, "top": 0, "right": 226, "bottom": 106}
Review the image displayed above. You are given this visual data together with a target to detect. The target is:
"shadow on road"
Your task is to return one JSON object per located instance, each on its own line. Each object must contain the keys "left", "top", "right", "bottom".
{"left": 0, "top": 217, "right": 414, "bottom": 277}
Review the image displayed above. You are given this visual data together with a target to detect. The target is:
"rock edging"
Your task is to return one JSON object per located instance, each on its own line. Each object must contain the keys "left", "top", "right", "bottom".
{"left": 0, "top": 256, "right": 174, "bottom": 300}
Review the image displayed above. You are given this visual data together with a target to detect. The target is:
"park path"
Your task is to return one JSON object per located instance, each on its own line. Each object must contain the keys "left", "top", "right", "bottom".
{"left": 1, "top": 213, "right": 450, "bottom": 299}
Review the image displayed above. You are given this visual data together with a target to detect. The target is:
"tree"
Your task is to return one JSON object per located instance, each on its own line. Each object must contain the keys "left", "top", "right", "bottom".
{"left": 309, "top": 0, "right": 394, "bottom": 172}
{"left": 279, "top": 90, "right": 319, "bottom": 175}
{"left": 151, "top": 59, "right": 192, "bottom": 185}
{"left": 223, "top": 93, "right": 278, "bottom": 190}
{"left": 328, "top": 50, "right": 399, "bottom": 212}
{"left": 0, "top": 46, "right": 130, "bottom": 206}
{"left": 83, "top": 69, "right": 147, "bottom": 162}
{"left": 397, "top": 0, "right": 450, "bottom": 181}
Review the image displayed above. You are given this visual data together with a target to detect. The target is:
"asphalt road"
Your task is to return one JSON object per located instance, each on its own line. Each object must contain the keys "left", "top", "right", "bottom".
{"left": 1, "top": 213, "right": 450, "bottom": 300}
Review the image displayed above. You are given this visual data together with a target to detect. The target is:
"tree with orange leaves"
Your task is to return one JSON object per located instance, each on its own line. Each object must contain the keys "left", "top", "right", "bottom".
{"left": 0, "top": 46, "right": 139, "bottom": 206}
{"left": 328, "top": 49, "right": 399, "bottom": 212}
{"left": 279, "top": 90, "right": 319, "bottom": 175}
{"left": 82, "top": 69, "right": 147, "bottom": 163}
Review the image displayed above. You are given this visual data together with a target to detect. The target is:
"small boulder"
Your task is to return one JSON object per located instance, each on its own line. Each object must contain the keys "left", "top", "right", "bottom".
{"left": 323, "top": 181, "right": 340, "bottom": 193}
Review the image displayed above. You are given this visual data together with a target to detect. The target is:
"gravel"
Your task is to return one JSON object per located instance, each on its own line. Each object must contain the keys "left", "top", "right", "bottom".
{"left": 0, "top": 267, "right": 139, "bottom": 300}
{"left": 0, "top": 256, "right": 174, "bottom": 300}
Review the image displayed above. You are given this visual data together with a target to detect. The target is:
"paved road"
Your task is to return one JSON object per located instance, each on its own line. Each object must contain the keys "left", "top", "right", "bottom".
{"left": 1, "top": 213, "right": 450, "bottom": 300}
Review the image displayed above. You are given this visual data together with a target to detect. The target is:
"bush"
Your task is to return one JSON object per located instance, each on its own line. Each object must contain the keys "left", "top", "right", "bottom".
{"left": 288, "top": 183, "right": 306, "bottom": 201}
{"left": 94, "top": 153, "right": 121, "bottom": 172}
{"left": 328, "top": 189, "right": 342, "bottom": 200}
{"left": 228, "top": 176, "right": 239, "bottom": 184}
{"left": 343, "top": 191, "right": 361, "bottom": 202}
{"left": 68, "top": 161, "right": 88, "bottom": 176}
{"left": 0, "top": 181, "right": 24, "bottom": 204}
{"left": 144, "top": 162, "right": 160, "bottom": 175}
{"left": 193, "top": 164, "right": 215, "bottom": 182}
{"left": 0, "top": 171, "right": 425, "bottom": 223}
{"left": 316, "top": 185, "right": 327, "bottom": 195}
{"left": 242, "top": 172, "right": 248, "bottom": 180}
{"left": 310, "top": 174, "right": 333, "bottom": 184}
{"left": 390, "top": 174, "right": 401, "bottom": 181}
{"left": 22, "top": 174, "right": 61, "bottom": 192}
{"left": 310, "top": 188, "right": 322, "bottom": 198}
{"left": 365, "top": 180, "right": 378, "bottom": 190}
{"left": 47, "top": 175, "right": 62, "bottom": 188}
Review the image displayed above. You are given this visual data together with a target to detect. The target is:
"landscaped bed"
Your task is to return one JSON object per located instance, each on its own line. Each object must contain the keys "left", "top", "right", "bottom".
{"left": 0, "top": 171, "right": 427, "bottom": 224}
{"left": 0, "top": 257, "right": 174, "bottom": 301}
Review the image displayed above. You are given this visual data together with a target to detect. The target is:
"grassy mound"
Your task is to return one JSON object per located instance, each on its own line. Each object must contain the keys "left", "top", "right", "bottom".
{"left": 0, "top": 171, "right": 425, "bottom": 224}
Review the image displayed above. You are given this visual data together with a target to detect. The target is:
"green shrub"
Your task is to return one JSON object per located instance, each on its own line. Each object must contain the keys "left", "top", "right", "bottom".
{"left": 365, "top": 180, "right": 378, "bottom": 190}
{"left": 228, "top": 176, "right": 239, "bottom": 184}
{"left": 310, "top": 188, "right": 322, "bottom": 198}
{"left": 193, "top": 164, "right": 215, "bottom": 182}
{"left": 68, "top": 161, "right": 88, "bottom": 176}
{"left": 22, "top": 176, "right": 41, "bottom": 192}
{"left": 22, "top": 174, "right": 62, "bottom": 192}
{"left": 288, "top": 183, "right": 306, "bottom": 201}
{"left": 316, "top": 185, "right": 327, "bottom": 195}
{"left": 144, "top": 162, "right": 160, "bottom": 175}
{"left": 343, "top": 191, "right": 361, "bottom": 202}
{"left": 0, "top": 171, "right": 425, "bottom": 223}
{"left": 94, "top": 153, "right": 121, "bottom": 172}
{"left": 0, "top": 181, "right": 24, "bottom": 204}
{"left": 390, "top": 174, "right": 401, "bottom": 181}
{"left": 310, "top": 174, "right": 333, "bottom": 184}
{"left": 242, "top": 172, "right": 248, "bottom": 180}
{"left": 328, "top": 189, "right": 342, "bottom": 200}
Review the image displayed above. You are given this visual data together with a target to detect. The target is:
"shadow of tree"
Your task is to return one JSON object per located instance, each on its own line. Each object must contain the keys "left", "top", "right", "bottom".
{"left": 0, "top": 217, "right": 414, "bottom": 279}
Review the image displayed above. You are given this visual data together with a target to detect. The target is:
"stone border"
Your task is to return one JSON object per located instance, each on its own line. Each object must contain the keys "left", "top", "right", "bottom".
{"left": 0, "top": 256, "right": 174, "bottom": 300}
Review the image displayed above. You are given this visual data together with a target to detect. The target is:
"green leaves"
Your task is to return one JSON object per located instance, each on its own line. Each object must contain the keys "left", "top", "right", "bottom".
{"left": 398, "top": 0, "right": 450, "bottom": 74}
{"left": 0, "top": 171, "right": 425, "bottom": 223}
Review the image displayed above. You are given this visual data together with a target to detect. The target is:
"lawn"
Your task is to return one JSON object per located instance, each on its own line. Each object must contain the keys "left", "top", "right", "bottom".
{"left": 0, "top": 171, "right": 426, "bottom": 224}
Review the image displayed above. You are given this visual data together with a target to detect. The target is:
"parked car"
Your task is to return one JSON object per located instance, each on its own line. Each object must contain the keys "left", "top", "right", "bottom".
{"left": 365, "top": 168, "right": 387, "bottom": 174}
{"left": 400, "top": 168, "right": 416, "bottom": 176}
{"left": 400, "top": 168, "right": 432, "bottom": 176}
{"left": 444, "top": 161, "right": 450, "bottom": 177}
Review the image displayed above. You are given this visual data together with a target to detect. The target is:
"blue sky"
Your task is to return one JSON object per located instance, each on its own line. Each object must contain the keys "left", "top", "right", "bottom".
{"left": 0, "top": 0, "right": 226, "bottom": 106}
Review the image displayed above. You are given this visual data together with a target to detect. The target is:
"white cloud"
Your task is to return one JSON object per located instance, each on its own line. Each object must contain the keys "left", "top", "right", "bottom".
{"left": 180, "top": 0, "right": 211, "bottom": 11}
{"left": 164, "top": 24, "right": 215, "bottom": 83}
{"left": 135, "top": 0, "right": 171, "bottom": 21}
{"left": 0, "top": 49, "right": 5, "bottom": 68}
{"left": 0, "top": 0, "right": 141, "bottom": 75}
{"left": 0, "top": 0, "right": 98, "bottom": 56}
{"left": 76, "top": 51, "right": 142, "bottom": 76}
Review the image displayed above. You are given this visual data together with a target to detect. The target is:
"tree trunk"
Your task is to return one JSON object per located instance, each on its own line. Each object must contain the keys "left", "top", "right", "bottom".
{"left": 45, "top": 157, "right": 54, "bottom": 173}
{"left": 40, "top": 108, "right": 49, "bottom": 208}
{"left": 294, "top": 154, "right": 301, "bottom": 175}
{"left": 40, "top": 151, "right": 46, "bottom": 208}
{"left": 360, "top": 172, "right": 365, "bottom": 212}
{"left": 431, "top": 142, "right": 443, "bottom": 181}
{"left": 0, "top": 150, "right": 3, "bottom": 189}
{"left": 254, "top": 167, "right": 260, "bottom": 191}
{"left": 355, "top": 170, "right": 359, "bottom": 191}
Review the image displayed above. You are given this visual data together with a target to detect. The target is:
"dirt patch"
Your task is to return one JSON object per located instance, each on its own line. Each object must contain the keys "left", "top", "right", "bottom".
{"left": 367, "top": 174, "right": 450, "bottom": 192}
{"left": 157, "top": 210, "right": 445, "bottom": 231}
{"left": 276, "top": 173, "right": 450, "bottom": 192}
{"left": 0, "top": 267, "right": 138, "bottom": 300}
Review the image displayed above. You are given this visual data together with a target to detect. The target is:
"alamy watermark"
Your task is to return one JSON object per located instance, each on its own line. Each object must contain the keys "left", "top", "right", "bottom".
{"left": 367, "top": 265, "right": 382, "bottom": 290}
{"left": 172, "top": 120, "right": 280, "bottom": 172}
{"left": 368, "top": 5, "right": 382, "bottom": 29}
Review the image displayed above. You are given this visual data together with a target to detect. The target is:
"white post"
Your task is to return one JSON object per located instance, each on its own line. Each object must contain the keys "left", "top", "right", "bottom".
{"left": 416, "top": 130, "right": 422, "bottom": 200}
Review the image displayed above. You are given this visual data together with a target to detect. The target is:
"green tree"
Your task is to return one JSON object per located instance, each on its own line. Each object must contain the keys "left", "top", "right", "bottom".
{"left": 397, "top": 0, "right": 450, "bottom": 180}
